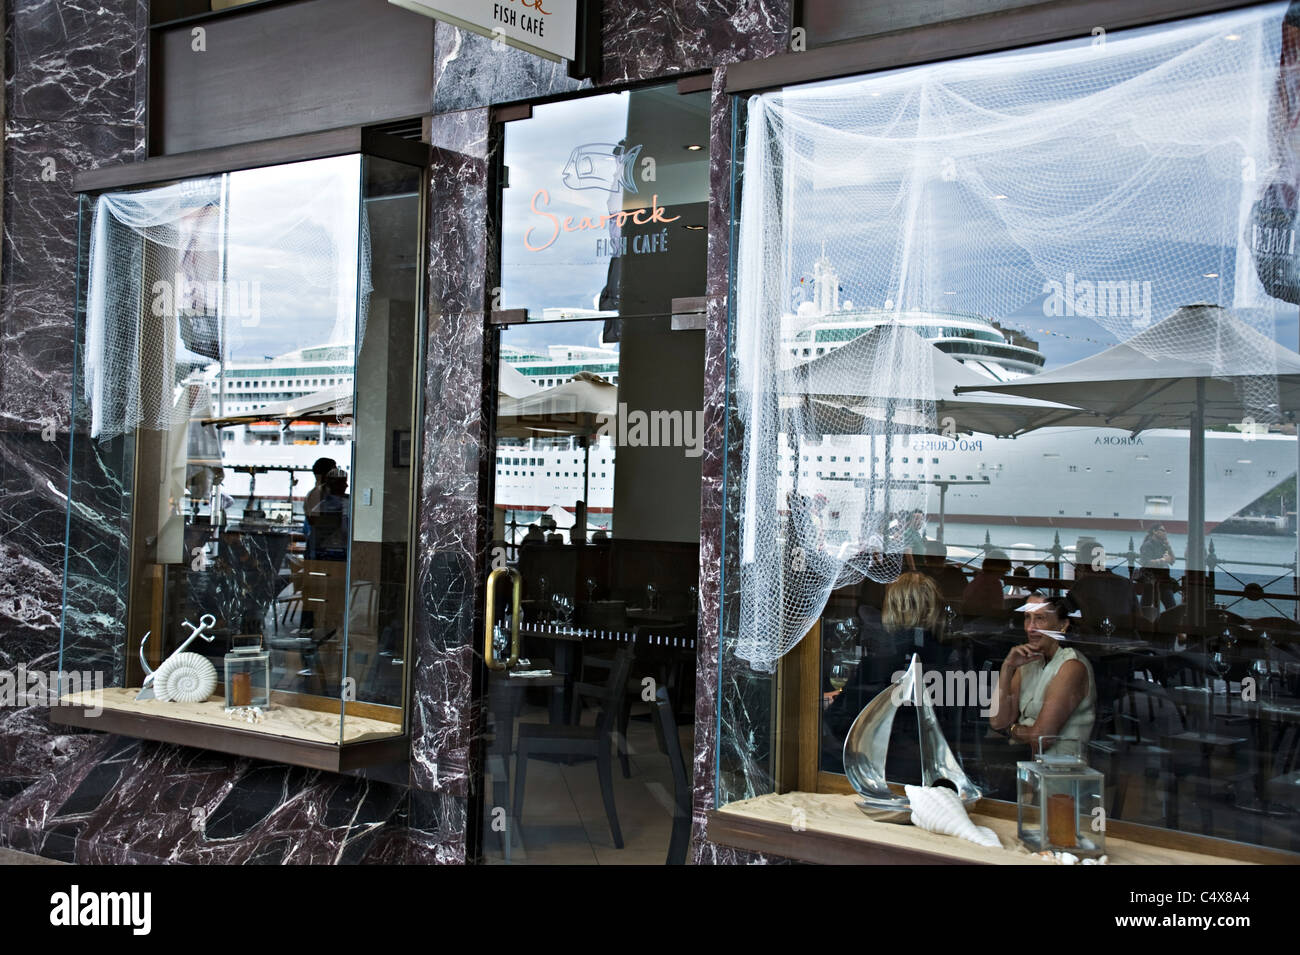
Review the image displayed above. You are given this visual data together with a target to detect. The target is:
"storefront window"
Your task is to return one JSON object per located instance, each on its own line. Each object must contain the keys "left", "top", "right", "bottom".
{"left": 58, "top": 149, "right": 423, "bottom": 764}
{"left": 718, "top": 3, "right": 1300, "bottom": 858}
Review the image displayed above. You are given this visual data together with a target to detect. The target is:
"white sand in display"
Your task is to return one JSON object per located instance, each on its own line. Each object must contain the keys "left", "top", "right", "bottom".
{"left": 60, "top": 688, "right": 401, "bottom": 745}
{"left": 717, "top": 792, "right": 1253, "bottom": 865}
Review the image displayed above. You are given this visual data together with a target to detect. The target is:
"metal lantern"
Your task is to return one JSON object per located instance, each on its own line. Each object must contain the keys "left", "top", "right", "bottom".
{"left": 1016, "top": 743, "right": 1105, "bottom": 857}
{"left": 224, "top": 636, "right": 270, "bottom": 709}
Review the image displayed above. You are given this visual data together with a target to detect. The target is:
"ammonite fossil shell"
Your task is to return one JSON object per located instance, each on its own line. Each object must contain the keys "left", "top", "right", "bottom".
{"left": 153, "top": 651, "right": 218, "bottom": 703}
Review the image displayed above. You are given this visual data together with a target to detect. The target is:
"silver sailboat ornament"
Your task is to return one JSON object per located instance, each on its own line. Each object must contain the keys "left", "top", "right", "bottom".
{"left": 842, "top": 652, "right": 982, "bottom": 812}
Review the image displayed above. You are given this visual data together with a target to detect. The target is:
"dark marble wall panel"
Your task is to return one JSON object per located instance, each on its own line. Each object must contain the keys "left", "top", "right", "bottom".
{"left": 599, "top": 0, "right": 788, "bottom": 84}
{"left": 1, "top": 0, "right": 149, "bottom": 816}
{"left": 689, "top": 64, "right": 788, "bottom": 865}
{"left": 402, "top": 109, "right": 493, "bottom": 860}
{"left": 0, "top": 736, "right": 411, "bottom": 863}
{"left": 433, "top": 0, "right": 790, "bottom": 112}
{"left": 433, "top": 25, "right": 587, "bottom": 113}
{"left": 8, "top": 0, "right": 143, "bottom": 127}
{"left": 2, "top": 122, "right": 138, "bottom": 426}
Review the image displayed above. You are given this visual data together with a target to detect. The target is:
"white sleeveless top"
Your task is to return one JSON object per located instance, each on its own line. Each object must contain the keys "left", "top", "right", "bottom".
{"left": 1018, "top": 646, "right": 1096, "bottom": 752}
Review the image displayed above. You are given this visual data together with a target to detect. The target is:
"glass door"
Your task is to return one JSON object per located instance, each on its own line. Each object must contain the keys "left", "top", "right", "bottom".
{"left": 476, "top": 81, "right": 710, "bottom": 864}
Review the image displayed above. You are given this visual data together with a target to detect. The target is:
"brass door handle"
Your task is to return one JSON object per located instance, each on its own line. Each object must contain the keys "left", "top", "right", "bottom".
{"left": 485, "top": 567, "right": 522, "bottom": 671}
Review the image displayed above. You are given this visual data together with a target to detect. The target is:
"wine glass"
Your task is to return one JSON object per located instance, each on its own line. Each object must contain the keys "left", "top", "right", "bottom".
{"left": 841, "top": 615, "right": 861, "bottom": 644}
{"left": 552, "top": 593, "right": 574, "bottom": 628}
{"left": 830, "top": 661, "right": 852, "bottom": 692}
{"left": 1210, "top": 648, "right": 1230, "bottom": 680}
{"left": 492, "top": 623, "right": 509, "bottom": 664}
{"left": 646, "top": 582, "right": 659, "bottom": 613}
{"left": 1100, "top": 616, "right": 1115, "bottom": 638}
{"left": 585, "top": 577, "right": 597, "bottom": 602}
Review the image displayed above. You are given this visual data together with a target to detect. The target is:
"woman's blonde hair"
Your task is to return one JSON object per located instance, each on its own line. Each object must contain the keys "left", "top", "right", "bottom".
{"left": 882, "top": 572, "right": 944, "bottom": 634}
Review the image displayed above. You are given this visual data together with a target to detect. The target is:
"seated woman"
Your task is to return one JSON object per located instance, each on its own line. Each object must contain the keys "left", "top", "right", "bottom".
{"left": 822, "top": 572, "right": 948, "bottom": 777}
{"left": 989, "top": 594, "right": 1096, "bottom": 753}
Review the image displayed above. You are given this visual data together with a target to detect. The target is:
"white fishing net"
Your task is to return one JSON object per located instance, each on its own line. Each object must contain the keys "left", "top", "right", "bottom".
{"left": 84, "top": 156, "right": 370, "bottom": 440}
{"left": 732, "top": 3, "right": 1297, "bottom": 670}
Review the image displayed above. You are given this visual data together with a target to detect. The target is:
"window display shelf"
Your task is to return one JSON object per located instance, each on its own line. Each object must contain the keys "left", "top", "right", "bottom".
{"left": 51, "top": 690, "right": 407, "bottom": 773}
{"left": 707, "top": 792, "right": 1298, "bottom": 866}
{"left": 64, "top": 129, "right": 425, "bottom": 774}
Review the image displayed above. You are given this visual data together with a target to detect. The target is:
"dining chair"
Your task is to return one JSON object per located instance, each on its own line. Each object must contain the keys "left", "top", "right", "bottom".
{"left": 513, "top": 643, "right": 635, "bottom": 849}
{"left": 1087, "top": 675, "right": 1177, "bottom": 822}
{"left": 652, "top": 685, "right": 692, "bottom": 865}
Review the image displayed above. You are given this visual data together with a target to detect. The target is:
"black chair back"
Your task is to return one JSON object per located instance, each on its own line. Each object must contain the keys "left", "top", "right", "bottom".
{"left": 596, "top": 644, "right": 636, "bottom": 733}
{"left": 653, "top": 685, "right": 691, "bottom": 865}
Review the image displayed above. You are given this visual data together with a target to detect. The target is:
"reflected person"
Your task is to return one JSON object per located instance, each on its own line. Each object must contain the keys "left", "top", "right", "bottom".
{"left": 313, "top": 468, "right": 350, "bottom": 561}
{"left": 303, "top": 456, "right": 337, "bottom": 559}
{"left": 1138, "top": 523, "right": 1178, "bottom": 613}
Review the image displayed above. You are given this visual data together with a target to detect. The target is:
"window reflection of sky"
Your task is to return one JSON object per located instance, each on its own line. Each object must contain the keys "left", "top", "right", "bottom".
{"left": 501, "top": 93, "right": 631, "bottom": 316}
{"left": 770, "top": 2, "right": 1296, "bottom": 372}
{"left": 193, "top": 155, "right": 363, "bottom": 365}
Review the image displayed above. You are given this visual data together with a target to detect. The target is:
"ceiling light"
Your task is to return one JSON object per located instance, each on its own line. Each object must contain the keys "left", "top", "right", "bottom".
{"left": 684, "top": 144, "right": 703, "bottom": 151}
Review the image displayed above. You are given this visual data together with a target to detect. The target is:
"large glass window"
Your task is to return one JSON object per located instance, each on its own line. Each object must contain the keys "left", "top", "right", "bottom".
{"left": 719, "top": 3, "right": 1300, "bottom": 859}
{"left": 59, "top": 149, "right": 423, "bottom": 762}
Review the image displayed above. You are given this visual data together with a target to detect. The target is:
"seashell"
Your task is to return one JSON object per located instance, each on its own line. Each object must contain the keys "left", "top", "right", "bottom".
{"left": 904, "top": 785, "right": 1001, "bottom": 849}
{"left": 153, "top": 652, "right": 217, "bottom": 703}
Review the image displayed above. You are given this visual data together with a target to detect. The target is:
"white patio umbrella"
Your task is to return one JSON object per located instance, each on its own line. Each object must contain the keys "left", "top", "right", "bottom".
{"left": 783, "top": 324, "right": 1080, "bottom": 438}
{"left": 496, "top": 371, "right": 618, "bottom": 503}
{"left": 203, "top": 382, "right": 352, "bottom": 427}
{"left": 781, "top": 324, "right": 1083, "bottom": 538}
{"left": 953, "top": 305, "right": 1300, "bottom": 578}
{"left": 498, "top": 360, "right": 537, "bottom": 399}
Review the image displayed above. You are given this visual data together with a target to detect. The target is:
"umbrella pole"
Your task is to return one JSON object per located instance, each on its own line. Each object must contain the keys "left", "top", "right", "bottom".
{"left": 1187, "top": 378, "right": 1207, "bottom": 631}
{"left": 883, "top": 399, "right": 895, "bottom": 536}
{"left": 937, "top": 480, "right": 947, "bottom": 544}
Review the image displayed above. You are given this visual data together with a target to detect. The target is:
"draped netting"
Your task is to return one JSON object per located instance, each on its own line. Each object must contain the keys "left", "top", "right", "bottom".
{"left": 732, "top": 3, "right": 1295, "bottom": 671}
{"left": 84, "top": 156, "right": 370, "bottom": 440}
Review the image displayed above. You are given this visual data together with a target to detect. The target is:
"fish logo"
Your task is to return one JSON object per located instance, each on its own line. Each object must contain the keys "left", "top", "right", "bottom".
{"left": 562, "top": 142, "right": 642, "bottom": 194}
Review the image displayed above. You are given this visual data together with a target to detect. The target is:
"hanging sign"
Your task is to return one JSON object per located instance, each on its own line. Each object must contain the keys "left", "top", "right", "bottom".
{"left": 389, "top": 0, "right": 578, "bottom": 63}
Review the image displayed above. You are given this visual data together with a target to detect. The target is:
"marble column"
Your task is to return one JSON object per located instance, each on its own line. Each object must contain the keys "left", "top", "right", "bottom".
{"left": 404, "top": 108, "right": 493, "bottom": 863}
{"left": 0, "top": 0, "right": 148, "bottom": 808}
